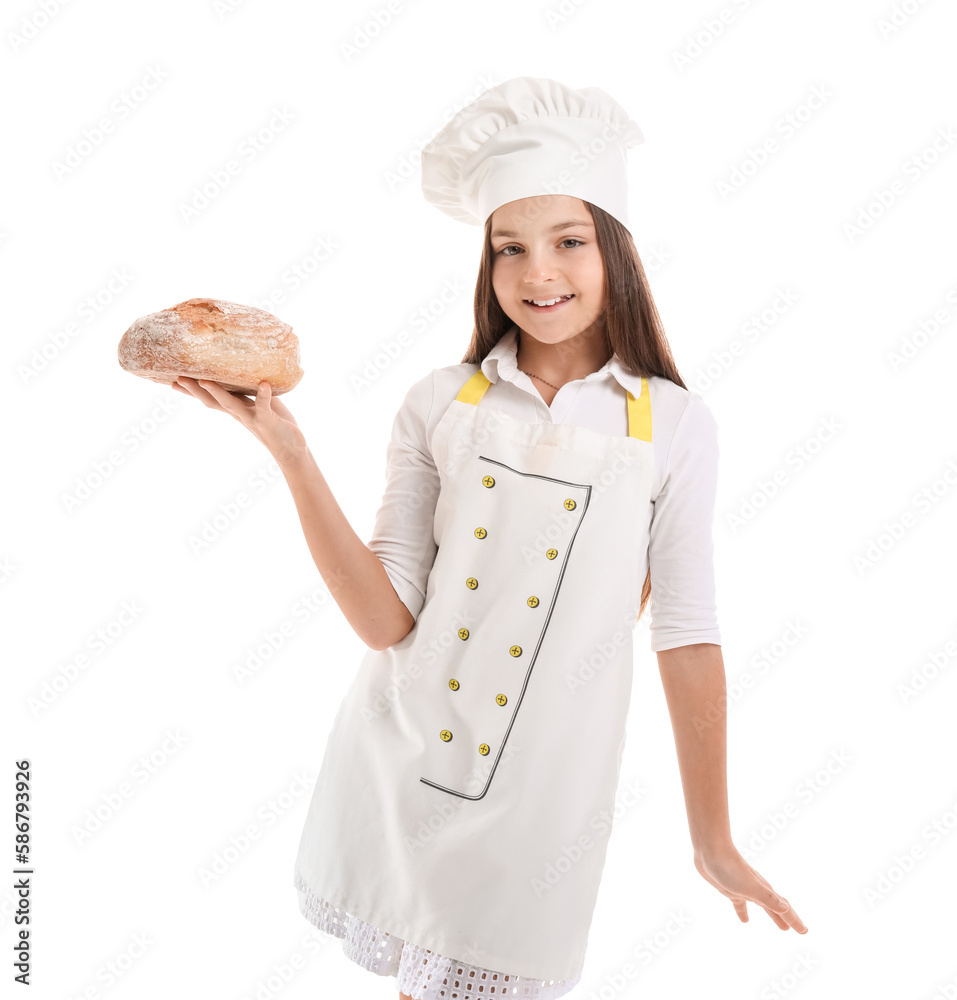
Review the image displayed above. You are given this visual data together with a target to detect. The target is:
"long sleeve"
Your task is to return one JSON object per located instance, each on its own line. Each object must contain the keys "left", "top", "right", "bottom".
{"left": 366, "top": 371, "right": 440, "bottom": 622}
{"left": 648, "top": 391, "right": 722, "bottom": 652}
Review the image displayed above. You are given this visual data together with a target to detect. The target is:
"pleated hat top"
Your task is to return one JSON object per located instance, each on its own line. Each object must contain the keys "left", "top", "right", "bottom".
{"left": 420, "top": 76, "right": 645, "bottom": 234}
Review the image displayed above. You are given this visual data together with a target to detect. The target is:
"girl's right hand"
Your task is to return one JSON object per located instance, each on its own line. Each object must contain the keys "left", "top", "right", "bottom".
{"left": 172, "top": 376, "right": 308, "bottom": 467}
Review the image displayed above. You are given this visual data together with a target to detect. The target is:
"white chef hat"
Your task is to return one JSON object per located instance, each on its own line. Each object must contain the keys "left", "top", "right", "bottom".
{"left": 420, "top": 76, "right": 644, "bottom": 234}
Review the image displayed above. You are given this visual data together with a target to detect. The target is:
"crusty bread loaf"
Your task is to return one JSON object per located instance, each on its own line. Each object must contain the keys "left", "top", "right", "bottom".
{"left": 118, "top": 298, "right": 304, "bottom": 395}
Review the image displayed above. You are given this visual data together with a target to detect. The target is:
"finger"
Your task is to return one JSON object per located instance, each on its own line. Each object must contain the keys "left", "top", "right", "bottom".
{"left": 758, "top": 889, "right": 807, "bottom": 933}
{"left": 176, "top": 377, "right": 235, "bottom": 413}
{"left": 255, "top": 380, "right": 272, "bottom": 409}
{"left": 195, "top": 378, "right": 255, "bottom": 415}
{"left": 174, "top": 377, "right": 215, "bottom": 402}
{"left": 775, "top": 901, "right": 808, "bottom": 934}
{"left": 760, "top": 905, "right": 790, "bottom": 931}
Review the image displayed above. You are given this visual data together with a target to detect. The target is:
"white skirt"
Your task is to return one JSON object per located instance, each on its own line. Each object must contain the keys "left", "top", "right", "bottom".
{"left": 295, "top": 869, "right": 584, "bottom": 998}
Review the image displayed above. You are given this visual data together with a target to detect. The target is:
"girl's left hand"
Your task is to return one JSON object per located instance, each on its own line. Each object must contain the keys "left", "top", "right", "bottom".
{"left": 693, "top": 844, "right": 808, "bottom": 933}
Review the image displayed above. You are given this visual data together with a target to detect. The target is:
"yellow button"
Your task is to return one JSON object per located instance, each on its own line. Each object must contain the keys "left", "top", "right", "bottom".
{"left": 546, "top": 548, "right": 558, "bottom": 560}
{"left": 474, "top": 527, "right": 487, "bottom": 539}
{"left": 466, "top": 577, "right": 478, "bottom": 590}
{"left": 478, "top": 744, "right": 490, "bottom": 756}
{"left": 527, "top": 596, "right": 540, "bottom": 608}
{"left": 564, "top": 498, "right": 577, "bottom": 510}
{"left": 496, "top": 693, "right": 507, "bottom": 706}
{"left": 449, "top": 679, "right": 460, "bottom": 691}
{"left": 509, "top": 645, "right": 522, "bottom": 657}
{"left": 458, "top": 628, "right": 470, "bottom": 640}
{"left": 440, "top": 730, "right": 452, "bottom": 742}
{"left": 482, "top": 476, "right": 495, "bottom": 488}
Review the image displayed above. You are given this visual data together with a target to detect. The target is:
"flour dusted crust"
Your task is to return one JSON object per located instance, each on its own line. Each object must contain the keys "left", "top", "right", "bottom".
{"left": 118, "top": 298, "right": 304, "bottom": 395}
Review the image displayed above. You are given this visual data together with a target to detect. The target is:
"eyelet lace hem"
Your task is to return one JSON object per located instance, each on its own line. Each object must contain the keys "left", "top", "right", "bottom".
{"left": 294, "top": 869, "right": 584, "bottom": 998}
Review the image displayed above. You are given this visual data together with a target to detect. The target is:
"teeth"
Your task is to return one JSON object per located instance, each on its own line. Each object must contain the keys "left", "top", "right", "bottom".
{"left": 528, "top": 295, "right": 570, "bottom": 307}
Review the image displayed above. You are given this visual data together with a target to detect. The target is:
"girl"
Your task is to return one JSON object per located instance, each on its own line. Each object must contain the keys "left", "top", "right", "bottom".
{"left": 174, "top": 77, "right": 806, "bottom": 1000}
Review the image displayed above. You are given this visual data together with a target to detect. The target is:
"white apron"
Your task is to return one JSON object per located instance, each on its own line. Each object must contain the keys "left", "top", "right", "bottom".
{"left": 293, "top": 366, "right": 654, "bottom": 982}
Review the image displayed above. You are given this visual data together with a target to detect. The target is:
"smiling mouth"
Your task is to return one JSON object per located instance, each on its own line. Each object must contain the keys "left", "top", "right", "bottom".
{"left": 523, "top": 294, "right": 574, "bottom": 311}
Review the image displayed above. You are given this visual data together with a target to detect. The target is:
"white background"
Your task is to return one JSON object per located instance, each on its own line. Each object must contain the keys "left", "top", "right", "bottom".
{"left": 3, "top": 0, "right": 956, "bottom": 997}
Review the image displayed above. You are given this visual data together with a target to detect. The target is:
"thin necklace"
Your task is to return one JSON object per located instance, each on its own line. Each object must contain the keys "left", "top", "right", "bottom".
{"left": 516, "top": 334, "right": 571, "bottom": 390}
{"left": 516, "top": 331, "right": 608, "bottom": 391}
{"left": 519, "top": 368, "right": 563, "bottom": 390}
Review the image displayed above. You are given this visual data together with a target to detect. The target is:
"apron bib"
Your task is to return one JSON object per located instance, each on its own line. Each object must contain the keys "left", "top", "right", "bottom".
{"left": 294, "top": 368, "right": 654, "bottom": 982}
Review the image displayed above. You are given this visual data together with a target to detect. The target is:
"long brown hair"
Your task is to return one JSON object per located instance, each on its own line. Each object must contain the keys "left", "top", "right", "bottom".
{"left": 460, "top": 199, "right": 687, "bottom": 625}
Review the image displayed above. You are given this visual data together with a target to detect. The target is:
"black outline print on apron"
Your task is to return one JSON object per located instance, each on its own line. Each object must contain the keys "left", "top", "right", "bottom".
{"left": 420, "top": 455, "right": 592, "bottom": 801}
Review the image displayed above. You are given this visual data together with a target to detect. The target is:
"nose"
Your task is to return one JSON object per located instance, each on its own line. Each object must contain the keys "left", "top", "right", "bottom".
{"left": 520, "top": 246, "right": 560, "bottom": 284}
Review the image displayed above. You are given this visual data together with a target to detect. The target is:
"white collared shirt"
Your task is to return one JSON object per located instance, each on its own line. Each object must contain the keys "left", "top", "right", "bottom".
{"left": 369, "top": 327, "right": 721, "bottom": 652}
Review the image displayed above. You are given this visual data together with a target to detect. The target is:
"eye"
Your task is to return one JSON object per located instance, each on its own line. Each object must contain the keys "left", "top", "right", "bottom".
{"left": 495, "top": 238, "right": 584, "bottom": 256}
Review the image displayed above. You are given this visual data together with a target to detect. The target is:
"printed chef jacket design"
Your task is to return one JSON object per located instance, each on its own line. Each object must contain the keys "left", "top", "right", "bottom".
{"left": 294, "top": 365, "right": 656, "bottom": 983}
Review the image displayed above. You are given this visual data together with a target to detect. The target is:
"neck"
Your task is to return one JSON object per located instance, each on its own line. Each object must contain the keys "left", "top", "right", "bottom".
{"left": 515, "top": 326, "right": 611, "bottom": 385}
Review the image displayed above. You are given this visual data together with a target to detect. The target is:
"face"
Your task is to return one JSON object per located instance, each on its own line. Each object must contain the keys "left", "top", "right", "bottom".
{"left": 489, "top": 195, "right": 605, "bottom": 348}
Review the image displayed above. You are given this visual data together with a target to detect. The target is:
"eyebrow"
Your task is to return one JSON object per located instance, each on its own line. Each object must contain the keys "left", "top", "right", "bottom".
{"left": 490, "top": 219, "right": 594, "bottom": 239}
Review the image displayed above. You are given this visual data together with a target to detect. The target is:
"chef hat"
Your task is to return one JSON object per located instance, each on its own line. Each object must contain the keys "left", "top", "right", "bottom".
{"left": 420, "top": 76, "right": 644, "bottom": 234}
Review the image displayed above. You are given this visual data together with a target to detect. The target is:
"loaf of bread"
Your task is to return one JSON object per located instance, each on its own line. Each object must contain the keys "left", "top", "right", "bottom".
{"left": 118, "top": 298, "right": 304, "bottom": 395}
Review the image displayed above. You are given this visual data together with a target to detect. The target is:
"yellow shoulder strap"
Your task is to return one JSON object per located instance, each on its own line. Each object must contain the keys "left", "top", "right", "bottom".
{"left": 456, "top": 369, "right": 492, "bottom": 404}
{"left": 626, "top": 378, "right": 652, "bottom": 442}
{"left": 456, "top": 369, "right": 651, "bottom": 442}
